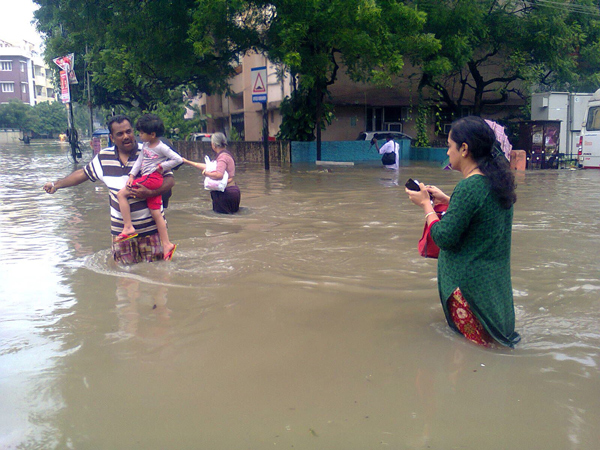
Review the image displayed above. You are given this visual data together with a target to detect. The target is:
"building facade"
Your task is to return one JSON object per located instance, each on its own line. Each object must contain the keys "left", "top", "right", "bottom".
{"left": 196, "top": 52, "right": 525, "bottom": 143}
{"left": 195, "top": 53, "right": 293, "bottom": 141}
{"left": 0, "top": 39, "right": 55, "bottom": 105}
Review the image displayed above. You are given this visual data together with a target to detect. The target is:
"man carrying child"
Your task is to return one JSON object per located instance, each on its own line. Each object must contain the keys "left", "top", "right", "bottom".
{"left": 43, "top": 115, "right": 176, "bottom": 264}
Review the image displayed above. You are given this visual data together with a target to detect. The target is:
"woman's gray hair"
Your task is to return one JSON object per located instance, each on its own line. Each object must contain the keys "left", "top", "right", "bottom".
{"left": 211, "top": 132, "right": 228, "bottom": 148}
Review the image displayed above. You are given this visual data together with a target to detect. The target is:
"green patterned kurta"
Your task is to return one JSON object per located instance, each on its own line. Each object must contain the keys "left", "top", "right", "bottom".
{"left": 430, "top": 175, "right": 520, "bottom": 347}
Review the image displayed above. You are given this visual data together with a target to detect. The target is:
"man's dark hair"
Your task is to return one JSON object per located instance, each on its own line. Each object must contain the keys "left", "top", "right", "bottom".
{"left": 107, "top": 115, "right": 132, "bottom": 134}
{"left": 135, "top": 114, "right": 165, "bottom": 137}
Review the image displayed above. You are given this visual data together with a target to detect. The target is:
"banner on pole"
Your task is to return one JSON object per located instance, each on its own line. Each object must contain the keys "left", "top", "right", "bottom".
{"left": 59, "top": 70, "right": 70, "bottom": 103}
{"left": 53, "top": 53, "right": 78, "bottom": 84}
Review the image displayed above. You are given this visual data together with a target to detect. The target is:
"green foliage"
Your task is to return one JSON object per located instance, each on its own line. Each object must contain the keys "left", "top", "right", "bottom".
{"left": 36, "top": 0, "right": 600, "bottom": 140}
{"left": 412, "top": 0, "right": 600, "bottom": 114}
{"left": 0, "top": 100, "right": 68, "bottom": 135}
{"left": 34, "top": 0, "right": 246, "bottom": 110}
{"left": 276, "top": 86, "right": 333, "bottom": 141}
{"left": 33, "top": 101, "right": 68, "bottom": 136}
{"left": 100, "top": 88, "right": 209, "bottom": 140}
{"left": 228, "top": 127, "right": 242, "bottom": 142}
{"left": 263, "top": 0, "right": 439, "bottom": 141}
{"left": 0, "top": 99, "right": 110, "bottom": 138}
{"left": 414, "top": 104, "right": 430, "bottom": 148}
{"left": 0, "top": 100, "right": 37, "bottom": 131}
{"left": 33, "top": 0, "right": 438, "bottom": 142}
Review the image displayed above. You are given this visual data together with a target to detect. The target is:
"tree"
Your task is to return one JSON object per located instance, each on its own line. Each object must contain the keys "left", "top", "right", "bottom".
{"left": 33, "top": 101, "right": 68, "bottom": 137}
{"left": 0, "top": 100, "right": 72, "bottom": 137}
{"left": 410, "top": 0, "right": 600, "bottom": 117}
{"left": 33, "top": 0, "right": 250, "bottom": 110}
{"left": 0, "top": 100, "right": 37, "bottom": 132}
{"left": 276, "top": 85, "right": 333, "bottom": 141}
{"left": 34, "top": 0, "right": 438, "bottom": 152}
{"left": 259, "top": 0, "right": 439, "bottom": 153}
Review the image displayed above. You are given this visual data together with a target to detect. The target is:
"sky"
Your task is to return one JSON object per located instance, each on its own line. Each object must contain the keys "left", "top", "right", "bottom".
{"left": 0, "top": 0, "right": 43, "bottom": 48}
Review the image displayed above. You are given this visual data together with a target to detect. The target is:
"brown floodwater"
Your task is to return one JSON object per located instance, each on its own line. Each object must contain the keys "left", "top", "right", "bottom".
{"left": 1, "top": 142, "right": 599, "bottom": 449}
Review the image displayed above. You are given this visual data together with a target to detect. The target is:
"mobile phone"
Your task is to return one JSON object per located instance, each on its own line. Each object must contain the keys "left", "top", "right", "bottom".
{"left": 405, "top": 178, "right": 421, "bottom": 191}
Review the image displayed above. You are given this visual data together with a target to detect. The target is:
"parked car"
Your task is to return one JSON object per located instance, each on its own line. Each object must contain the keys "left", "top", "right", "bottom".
{"left": 187, "top": 133, "right": 213, "bottom": 142}
{"left": 356, "top": 131, "right": 413, "bottom": 144}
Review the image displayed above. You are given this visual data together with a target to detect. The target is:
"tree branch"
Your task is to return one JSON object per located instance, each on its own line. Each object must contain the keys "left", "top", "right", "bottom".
{"left": 481, "top": 91, "right": 509, "bottom": 106}
{"left": 326, "top": 49, "right": 341, "bottom": 86}
{"left": 483, "top": 75, "right": 521, "bottom": 86}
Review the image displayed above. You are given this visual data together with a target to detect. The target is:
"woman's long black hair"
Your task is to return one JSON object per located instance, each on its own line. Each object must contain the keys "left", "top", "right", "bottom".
{"left": 450, "top": 116, "right": 517, "bottom": 209}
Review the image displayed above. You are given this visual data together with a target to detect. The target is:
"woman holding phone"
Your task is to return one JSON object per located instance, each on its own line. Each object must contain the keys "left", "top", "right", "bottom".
{"left": 405, "top": 116, "right": 520, "bottom": 348}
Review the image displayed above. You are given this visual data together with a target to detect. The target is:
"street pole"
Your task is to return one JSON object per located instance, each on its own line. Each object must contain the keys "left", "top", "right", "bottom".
{"left": 251, "top": 64, "right": 269, "bottom": 170}
{"left": 263, "top": 101, "right": 270, "bottom": 171}
{"left": 87, "top": 67, "right": 93, "bottom": 138}
{"left": 86, "top": 45, "right": 93, "bottom": 138}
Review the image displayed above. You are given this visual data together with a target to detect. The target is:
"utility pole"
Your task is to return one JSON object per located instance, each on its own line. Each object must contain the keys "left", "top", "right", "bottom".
{"left": 251, "top": 65, "right": 269, "bottom": 170}
{"left": 86, "top": 46, "right": 93, "bottom": 138}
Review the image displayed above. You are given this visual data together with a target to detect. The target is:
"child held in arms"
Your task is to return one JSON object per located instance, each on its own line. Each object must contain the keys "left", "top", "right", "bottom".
{"left": 115, "top": 113, "right": 182, "bottom": 260}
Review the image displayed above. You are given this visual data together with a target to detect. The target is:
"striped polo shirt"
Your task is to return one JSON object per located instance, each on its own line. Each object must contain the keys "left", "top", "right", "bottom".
{"left": 83, "top": 144, "right": 173, "bottom": 236}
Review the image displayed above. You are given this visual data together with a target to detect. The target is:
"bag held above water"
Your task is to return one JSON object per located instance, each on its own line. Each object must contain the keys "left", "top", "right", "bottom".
{"left": 418, "top": 204, "right": 448, "bottom": 258}
{"left": 381, "top": 151, "right": 395, "bottom": 165}
{"left": 203, "top": 155, "right": 229, "bottom": 192}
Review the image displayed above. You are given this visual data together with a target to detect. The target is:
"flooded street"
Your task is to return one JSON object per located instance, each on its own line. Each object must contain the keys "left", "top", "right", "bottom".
{"left": 1, "top": 142, "right": 599, "bottom": 449}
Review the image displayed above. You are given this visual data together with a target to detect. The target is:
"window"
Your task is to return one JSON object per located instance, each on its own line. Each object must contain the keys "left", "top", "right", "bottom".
{"left": 21, "top": 83, "right": 27, "bottom": 93}
{"left": 1, "top": 61, "right": 13, "bottom": 71}
{"left": 1, "top": 82, "right": 15, "bottom": 92}
{"left": 384, "top": 106, "right": 403, "bottom": 123}
{"left": 229, "top": 93, "right": 244, "bottom": 111}
{"left": 36, "top": 86, "right": 43, "bottom": 96}
{"left": 586, "top": 106, "right": 600, "bottom": 131}
{"left": 231, "top": 113, "right": 245, "bottom": 139}
{"left": 47, "top": 87, "right": 54, "bottom": 97}
{"left": 20, "top": 61, "right": 26, "bottom": 72}
{"left": 385, "top": 123, "right": 403, "bottom": 132}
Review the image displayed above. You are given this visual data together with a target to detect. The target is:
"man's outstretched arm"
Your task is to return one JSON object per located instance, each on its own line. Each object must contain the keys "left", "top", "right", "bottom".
{"left": 43, "top": 169, "right": 89, "bottom": 194}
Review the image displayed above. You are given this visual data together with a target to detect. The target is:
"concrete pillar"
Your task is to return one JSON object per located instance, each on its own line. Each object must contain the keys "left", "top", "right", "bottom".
{"left": 510, "top": 150, "right": 527, "bottom": 170}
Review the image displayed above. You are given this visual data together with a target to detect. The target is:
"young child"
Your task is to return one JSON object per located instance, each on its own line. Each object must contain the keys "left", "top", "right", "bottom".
{"left": 116, "top": 114, "right": 182, "bottom": 260}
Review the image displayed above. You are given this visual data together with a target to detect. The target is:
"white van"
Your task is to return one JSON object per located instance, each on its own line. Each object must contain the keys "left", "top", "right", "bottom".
{"left": 578, "top": 88, "right": 600, "bottom": 168}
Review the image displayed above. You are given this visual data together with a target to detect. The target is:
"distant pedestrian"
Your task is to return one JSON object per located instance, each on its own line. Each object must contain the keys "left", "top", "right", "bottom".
{"left": 373, "top": 134, "right": 399, "bottom": 169}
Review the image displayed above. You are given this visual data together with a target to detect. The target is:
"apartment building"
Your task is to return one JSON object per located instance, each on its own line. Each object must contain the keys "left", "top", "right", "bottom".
{"left": 0, "top": 38, "right": 55, "bottom": 105}
{"left": 195, "top": 52, "right": 525, "bottom": 142}
{"left": 196, "top": 53, "right": 293, "bottom": 141}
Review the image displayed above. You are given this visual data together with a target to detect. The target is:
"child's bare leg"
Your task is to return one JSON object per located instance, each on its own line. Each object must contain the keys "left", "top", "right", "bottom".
{"left": 117, "top": 187, "right": 136, "bottom": 235}
{"left": 150, "top": 209, "right": 174, "bottom": 254}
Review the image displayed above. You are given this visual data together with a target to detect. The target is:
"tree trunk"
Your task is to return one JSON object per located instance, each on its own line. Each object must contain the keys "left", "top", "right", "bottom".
{"left": 315, "top": 87, "right": 322, "bottom": 161}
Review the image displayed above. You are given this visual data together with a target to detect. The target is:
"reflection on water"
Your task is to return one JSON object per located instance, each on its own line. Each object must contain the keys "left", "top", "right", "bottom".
{"left": 1, "top": 142, "right": 599, "bottom": 448}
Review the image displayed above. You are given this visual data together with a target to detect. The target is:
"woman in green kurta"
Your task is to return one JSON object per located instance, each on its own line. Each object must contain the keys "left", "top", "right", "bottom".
{"left": 406, "top": 116, "right": 520, "bottom": 348}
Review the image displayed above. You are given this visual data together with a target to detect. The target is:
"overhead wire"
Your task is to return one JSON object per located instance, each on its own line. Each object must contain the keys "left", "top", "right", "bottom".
{"left": 523, "top": 0, "right": 600, "bottom": 16}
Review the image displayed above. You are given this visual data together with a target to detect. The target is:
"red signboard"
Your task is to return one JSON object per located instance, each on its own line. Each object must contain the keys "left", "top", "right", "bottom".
{"left": 53, "top": 53, "right": 78, "bottom": 84}
{"left": 60, "top": 70, "right": 70, "bottom": 103}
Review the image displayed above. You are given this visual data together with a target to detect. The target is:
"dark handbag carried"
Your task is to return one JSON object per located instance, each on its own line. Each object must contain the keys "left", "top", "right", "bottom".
{"left": 418, "top": 204, "right": 448, "bottom": 258}
{"left": 381, "top": 152, "right": 395, "bottom": 165}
